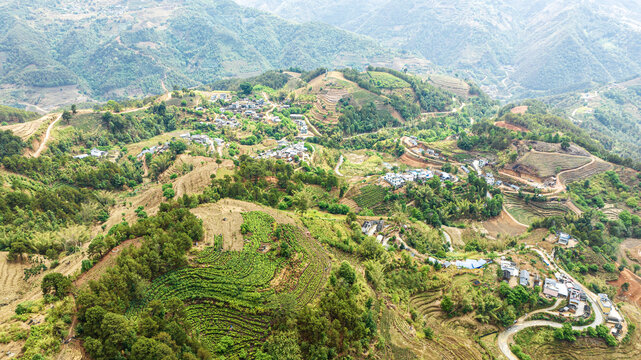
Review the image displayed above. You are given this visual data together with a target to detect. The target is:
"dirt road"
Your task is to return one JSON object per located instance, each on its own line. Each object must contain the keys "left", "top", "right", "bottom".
{"left": 335, "top": 155, "right": 344, "bottom": 176}
{"left": 33, "top": 113, "right": 62, "bottom": 157}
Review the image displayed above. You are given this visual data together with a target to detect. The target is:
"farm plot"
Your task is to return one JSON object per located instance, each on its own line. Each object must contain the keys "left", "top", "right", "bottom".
{"left": 353, "top": 185, "right": 389, "bottom": 214}
{"left": 558, "top": 158, "right": 612, "bottom": 184}
{"left": 136, "top": 210, "right": 330, "bottom": 356}
{"left": 503, "top": 193, "right": 570, "bottom": 226}
{"left": 367, "top": 71, "right": 410, "bottom": 89}
{"left": 518, "top": 151, "right": 591, "bottom": 178}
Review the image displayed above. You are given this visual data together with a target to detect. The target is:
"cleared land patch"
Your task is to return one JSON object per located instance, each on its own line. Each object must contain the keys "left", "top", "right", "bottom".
{"left": 517, "top": 151, "right": 591, "bottom": 178}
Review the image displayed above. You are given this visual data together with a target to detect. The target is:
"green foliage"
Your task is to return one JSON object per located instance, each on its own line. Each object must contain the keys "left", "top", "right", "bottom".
{"left": 0, "top": 105, "right": 38, "bottom": 124}
{"left": 0, "top": 130, "right": 26, "bottom": 158}
{"left": 553, "top": 323, "right": 580, "bottom": 342}
{"left": 338, "top": 102, "right": 400, "bottom": 136}
{"left": 41, "top": 273, "right": 72, "bottom": 302}
{"left": 76, "top": 204, "right": 207, "bottom": 360}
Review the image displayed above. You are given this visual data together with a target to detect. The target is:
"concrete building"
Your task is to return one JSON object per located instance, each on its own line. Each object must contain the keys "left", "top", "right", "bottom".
{"left": 598, "top": 293, "right": 613, "bottom": 315}
{"left": 519, "top": 269, "right": 530, "bottom": 287}
{"left": 558, "top": 232, "right": 571, "bottom": 246}
{"left": 90, "top": 148, "right": 108, "bottom": 157}
{"left": 543, "top": 278, "right": 559, "bottom": 297}
{"left": 501, "top": 261, "right": 519, "bottom": 279}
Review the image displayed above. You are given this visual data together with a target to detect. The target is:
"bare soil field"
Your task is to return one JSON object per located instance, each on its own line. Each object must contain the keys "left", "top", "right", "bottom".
{"left": 105, "top": 155, "right": 233, "bottom": 230}
{"left": 495, "top": 121, "right": 529, "bottom": 132}
{"left": 0, "top": 251, "right": 85, "bottom": 324}
{"left": 442, "top": 226, "right": 465, "bottom": 248}
{"left": 159, "top": 155, "right": 234, "bottom": 198}
{"left": 510, "top": 106, "right": 529, "bottom": 114}
{"left": 427, "top": 74, "right": 471, "bottom": 98}
{"left": 0, "top": 114, "right": 52, "bottom": 140}
{"left": 558, "top": 159, "right": 613, "bottom": 185}
{"left": 191, "top": 199, "right": 297, "bottom": 251}
{"left": 482, "top": 209, "right": 529, "bottom": 237}
{"left": 609, "top": 269, "right": 641, "bottom": 307}
{"left": 525, "top": 141, "right": 590, "bottom": 157}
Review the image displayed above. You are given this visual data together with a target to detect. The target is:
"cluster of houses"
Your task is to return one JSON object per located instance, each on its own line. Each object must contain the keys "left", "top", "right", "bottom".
{"left": 213, "top": 115, "right": 240, "bottom": 128}
{"left": 501, "top": 260, "right": 539, "bottom": 287}
{"left": 557, "top": 232, "right": 573, "bottom": 246}
{"left": 459, "top": 158, "right": 523, "bottom": 191}
{"left": 210, "top": 93, "right": 232, "bottom": 102}
{"left": 256, "top": 141, "right": 309, "bottom": 162}
{"left": 382, "top": 169, "right": 435, "bottom": 188}
{"left": 220, "top": 98, "right": 265, "bottom": 115}
{"left": 137, "top": 143, "right": 169, "bottom": 159}
{"left": 73, "top": 148, "right": 108, "bottom": 159}
{"left": 597, "top": 293, "right": 624, "bottom": 325}
{"left": 291, "top": 115, "right": 309, "bottom": 135}
{"left": 406, "top": 136, "right": 441, "bottom": 158}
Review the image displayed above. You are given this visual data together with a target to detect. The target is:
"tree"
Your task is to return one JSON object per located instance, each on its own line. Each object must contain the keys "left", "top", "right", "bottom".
{"left": 292, "top": 190, "right": 311, "bottom": 213}
{"left": 131, "top": 337, "right": 172, "bottom": 360}
{"left": 0, "top": 130, "right": 26, "bottom": 158}
{"left": 622, "top": 282, "right": 630, "bottom": 293}
{"left": 240, "top": 82, "right": 253, "bottom": 95}
{"left": 561, "top": 140, "right": 570, "bottom": 150}
{"left": 8, "top": 240, "right": 29, "bottom": 262}
{"left": 71, "top": 104, "right": 77, "bottom": 114}
{"left": 41, "top": 272, "right": 71, "bottom": 301}
{"left": 62, "top": 110, "right": 72, "bottom": 124}
{"left": 441, "top": 295, "right": 454, "bottom": 315}
{"left": 88, "top": 236, "right": 107, "bottom": 259}
{"left": 338, "top": 261, "right": 356, "bottom": 286}
{"left": 264, "top": 330, "right": 302, "bottom": 360}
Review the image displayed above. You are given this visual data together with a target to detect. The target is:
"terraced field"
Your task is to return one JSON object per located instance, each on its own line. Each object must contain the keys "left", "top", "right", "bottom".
{"left": 135, "top": 210, "right": 330, "bottom": 356}
{"left": 559, "top": 158, "right": 613, "bottom": 184}
{"left": 504, "top": 193, "right": 570, "bottom": 225}
{"left": 402, "top": 289, "right": 495, "bottom": 359}
{"left": 518, "top": 151, "right": 592, "bottom": 178}
{"left": 353, "top": 185, "right": 389, "bottom": 214}
{"left": 427, "top": 74, "right": 470, "bottom": 97}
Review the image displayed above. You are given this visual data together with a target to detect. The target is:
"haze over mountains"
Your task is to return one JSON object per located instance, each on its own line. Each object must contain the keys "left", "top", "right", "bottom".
{"left": 235, "top": 0, "right": 641, "bottom": 98}
{"left": 0, "top": 0, "right": 392, "bottom": 110}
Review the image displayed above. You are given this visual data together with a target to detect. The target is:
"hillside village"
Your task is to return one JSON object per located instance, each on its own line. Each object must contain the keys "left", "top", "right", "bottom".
{"left": 1, "top": 66, "right": 640, "bottom": 360}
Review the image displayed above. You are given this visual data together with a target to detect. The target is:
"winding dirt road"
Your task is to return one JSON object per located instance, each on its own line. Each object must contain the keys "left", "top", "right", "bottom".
{"left": 32, "top": 113, "right": 62, "bottom": 158}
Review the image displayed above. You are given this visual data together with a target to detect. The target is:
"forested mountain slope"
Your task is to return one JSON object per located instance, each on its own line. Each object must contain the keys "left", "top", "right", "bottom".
{"left": 235, "top": 0, "right": 641, "bottom": 99}
{"left": 0, "top": 0, "right": 390, "bottom": 110}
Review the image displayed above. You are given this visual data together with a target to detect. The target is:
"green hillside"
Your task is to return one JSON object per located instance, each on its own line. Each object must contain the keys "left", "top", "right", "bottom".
{"left": 0, "top": 105, "right": 39, "bottom": 124}
{"left": 0, "top": 0, "right": 390, "bottom": 105}
{"left": 235, "top": 0, "right": 641, "bottom": 98}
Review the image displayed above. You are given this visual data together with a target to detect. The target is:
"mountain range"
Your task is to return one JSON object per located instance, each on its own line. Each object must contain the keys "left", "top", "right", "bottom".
{"left": 0, "top": 0, "right": 393, "bottom": 111}
{"left": 235, "top": 0, "right": 641, "bottom": 99}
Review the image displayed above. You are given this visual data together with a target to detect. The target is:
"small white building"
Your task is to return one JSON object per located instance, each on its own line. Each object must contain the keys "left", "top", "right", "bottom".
{"left": 90, "top": 148, "right": 108, "bottom": 157}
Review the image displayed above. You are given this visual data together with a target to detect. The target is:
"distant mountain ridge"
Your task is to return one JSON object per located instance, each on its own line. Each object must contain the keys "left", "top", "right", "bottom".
{"left": 235, "top": 0, "right": 641, "bottom": 99}
{"left": 0, "top": 0, "right": 392, "bottom": 110}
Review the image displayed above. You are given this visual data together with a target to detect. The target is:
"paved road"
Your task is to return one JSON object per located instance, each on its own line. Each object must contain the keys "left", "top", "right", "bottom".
{"left": 497, "top": 248, "right": 606, "bottom": 360}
